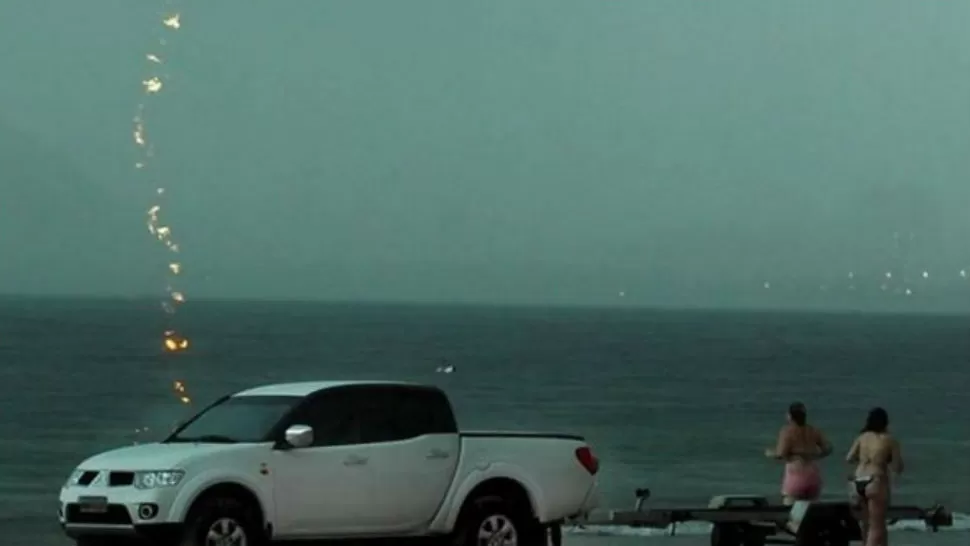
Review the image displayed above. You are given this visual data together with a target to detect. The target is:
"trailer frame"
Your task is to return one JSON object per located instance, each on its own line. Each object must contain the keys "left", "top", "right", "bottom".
{"left": 553, "top": 487, "right": 952, "bottom": 546}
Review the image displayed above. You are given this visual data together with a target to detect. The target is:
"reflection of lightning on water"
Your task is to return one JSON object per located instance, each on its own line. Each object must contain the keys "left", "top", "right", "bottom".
{"left": 133, "top": 10, "right": 192, "bottom": 428}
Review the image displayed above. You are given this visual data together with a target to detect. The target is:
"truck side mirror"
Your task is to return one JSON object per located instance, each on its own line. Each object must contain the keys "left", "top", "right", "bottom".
{"left": 281, "top": 424, "right": 314, "bottom": 449}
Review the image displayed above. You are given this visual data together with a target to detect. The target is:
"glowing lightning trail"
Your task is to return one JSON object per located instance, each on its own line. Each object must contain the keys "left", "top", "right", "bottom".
{"left": 134, "top": 10, "right": 193, "bottom": 414}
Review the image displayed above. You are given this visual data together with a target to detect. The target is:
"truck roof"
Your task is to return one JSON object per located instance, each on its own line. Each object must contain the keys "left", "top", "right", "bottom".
{"left": 233, "top": 379, "right": 429, "bottom": 397}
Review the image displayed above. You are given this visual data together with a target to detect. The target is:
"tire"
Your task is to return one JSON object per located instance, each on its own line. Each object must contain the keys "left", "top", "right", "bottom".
{"left": 548, "top": 522, "right": 563, "bottom": 546}
{"left": 793, "top": 523, "right": 849, "bottom": 546}
{"left": 181, "top": 495, "right": 263, "bottom": 546}
{"left": 711, "top": 523, "right": 743, "bottom": 546}
{"left": 452, "top": 496, "right": 543, "bottom": 546}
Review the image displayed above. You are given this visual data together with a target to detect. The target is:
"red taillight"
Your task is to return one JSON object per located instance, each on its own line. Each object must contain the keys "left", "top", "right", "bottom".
{"left": 575, "top": 446, "right": 599, "bottom": 475}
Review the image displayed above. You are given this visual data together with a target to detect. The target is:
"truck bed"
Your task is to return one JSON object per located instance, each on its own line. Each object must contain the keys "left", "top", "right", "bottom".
{"left": 460, "top": 430, "right": 586, "bottom": 441}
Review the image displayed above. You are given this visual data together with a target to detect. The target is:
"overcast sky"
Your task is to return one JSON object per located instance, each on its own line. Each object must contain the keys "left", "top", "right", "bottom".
{"left": 2, "top": 0, "right": 970, "bottom": 309}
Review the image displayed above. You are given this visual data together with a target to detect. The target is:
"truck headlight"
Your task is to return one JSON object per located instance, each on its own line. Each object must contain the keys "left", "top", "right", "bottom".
{"left": 134, "top": 470, "right": 185, "bottom": 489}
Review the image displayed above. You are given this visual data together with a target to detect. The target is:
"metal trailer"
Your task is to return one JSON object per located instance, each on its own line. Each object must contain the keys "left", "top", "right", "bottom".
{"left": 552, "top": 488, "right": 953, "bottom": 546}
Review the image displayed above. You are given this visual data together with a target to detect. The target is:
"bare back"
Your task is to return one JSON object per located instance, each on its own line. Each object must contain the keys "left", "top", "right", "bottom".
{"left": 848, "top": 432, "right": 903, "bottom": 478}
{"left": 780, "top": 424, "right": 827, "bottom": 464}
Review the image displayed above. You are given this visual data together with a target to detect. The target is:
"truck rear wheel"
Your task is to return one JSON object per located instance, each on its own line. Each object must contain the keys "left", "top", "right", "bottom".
{"left": 453, "top": 497, "right": 543, "bottom": 546}
{"left": 182, "top": 494, "right": 263, "bottom": 546}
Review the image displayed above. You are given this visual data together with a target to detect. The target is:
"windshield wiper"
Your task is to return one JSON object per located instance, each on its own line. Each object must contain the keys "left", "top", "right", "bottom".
{"left": 169, "top": 434, "right": 239, "bottom": 444}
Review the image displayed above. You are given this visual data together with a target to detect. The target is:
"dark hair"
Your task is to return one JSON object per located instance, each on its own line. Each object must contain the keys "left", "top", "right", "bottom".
{"left": 788, "top": 402, "right": 807, "bottom": 426}
{"left": 862, "top": 407, "right": 889, "bottom": 433}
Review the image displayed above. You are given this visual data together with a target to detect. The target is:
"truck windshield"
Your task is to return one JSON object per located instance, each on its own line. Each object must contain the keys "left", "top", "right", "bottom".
{"left": 167, "top": 395, "right": 301, "bottom": 444}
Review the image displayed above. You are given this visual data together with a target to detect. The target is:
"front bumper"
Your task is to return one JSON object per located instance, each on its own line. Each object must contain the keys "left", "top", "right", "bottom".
{"left": 59, "top": 483, "right": 183, "bottom": 542}
{"left": 60, "top": 521, "right": 182, "bottom": 544}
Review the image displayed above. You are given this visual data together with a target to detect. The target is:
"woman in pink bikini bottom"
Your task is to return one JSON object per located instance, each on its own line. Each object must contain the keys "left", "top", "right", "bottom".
{"left": 783, "top": 458, "right": 822, "bottom": 501}
{"left": 765, "top": 402, "right": 833, "bottom": 504}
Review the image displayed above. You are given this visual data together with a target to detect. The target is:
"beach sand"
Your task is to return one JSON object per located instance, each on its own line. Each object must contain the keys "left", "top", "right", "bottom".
{"left": 10, "top": 521, "right": 967, "bottom": 546}
{"left": 19, "top": 535, "right": 968, "bottom": 546}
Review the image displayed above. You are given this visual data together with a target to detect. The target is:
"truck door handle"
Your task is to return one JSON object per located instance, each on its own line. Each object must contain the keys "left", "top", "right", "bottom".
{"left": 343, "top": 455, "right": 368, "bottom": 466}
{"left": 426, "top": 449, "right": 450, "bottom": 460}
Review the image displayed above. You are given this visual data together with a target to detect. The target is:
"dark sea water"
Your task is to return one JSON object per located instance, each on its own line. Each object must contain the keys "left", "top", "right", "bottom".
{"left": 1, "top": 298, "right": 968, "bottom": 543}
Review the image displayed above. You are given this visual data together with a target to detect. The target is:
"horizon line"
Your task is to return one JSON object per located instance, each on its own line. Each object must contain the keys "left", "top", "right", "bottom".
{"left": 2, "top": 291, "right": 970, "bottom": 318}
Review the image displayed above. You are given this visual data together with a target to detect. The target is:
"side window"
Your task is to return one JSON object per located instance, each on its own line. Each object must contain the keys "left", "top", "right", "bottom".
{"left": 355, "top": 387, "right": 405, "bottom": 444}
{"left": 356, "top": 387, "right": 458, "bottom": 444}
{"left": 417, "top": 389, "right": 459, "bottom": 434}
{"left": 297, "top": 391, "right": 362, "bottom": 447}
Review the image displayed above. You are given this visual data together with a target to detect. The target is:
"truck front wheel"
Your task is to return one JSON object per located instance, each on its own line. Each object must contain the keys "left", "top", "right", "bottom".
{"left": 453, "top": 497, "right": 543, "bottom": 546}
{"left": 181, "top": 494, "right": 263, "bottom": 546}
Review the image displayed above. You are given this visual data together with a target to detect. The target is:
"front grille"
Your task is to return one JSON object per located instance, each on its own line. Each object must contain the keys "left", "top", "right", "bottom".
{"left": 109, "top": 472, "right": 135, "bottom": 486}
{"left": 78, "top": 471, "right": 99, "bottom": 486}
{"left": 65, "top": 503, "right": 132, "bottom": 525}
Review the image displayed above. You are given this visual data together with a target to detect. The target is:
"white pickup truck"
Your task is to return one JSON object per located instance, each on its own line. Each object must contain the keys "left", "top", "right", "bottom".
{"left": 59, "top": 380, "right": 600, "bottom": 546}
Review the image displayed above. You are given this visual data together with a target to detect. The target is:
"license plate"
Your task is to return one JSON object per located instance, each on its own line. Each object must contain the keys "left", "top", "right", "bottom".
{"left": 77, "top": 496, "right": 108, "bottom": 514}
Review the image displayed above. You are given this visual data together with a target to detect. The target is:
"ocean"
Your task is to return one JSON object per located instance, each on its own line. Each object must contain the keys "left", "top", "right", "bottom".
{"left": 1, "top": 297, "right": 968, "bottom": 544}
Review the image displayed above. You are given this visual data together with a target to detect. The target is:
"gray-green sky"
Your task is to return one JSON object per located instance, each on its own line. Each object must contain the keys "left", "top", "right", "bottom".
{"left": 2, "top": 0, "right": 970, "bottom": 309}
